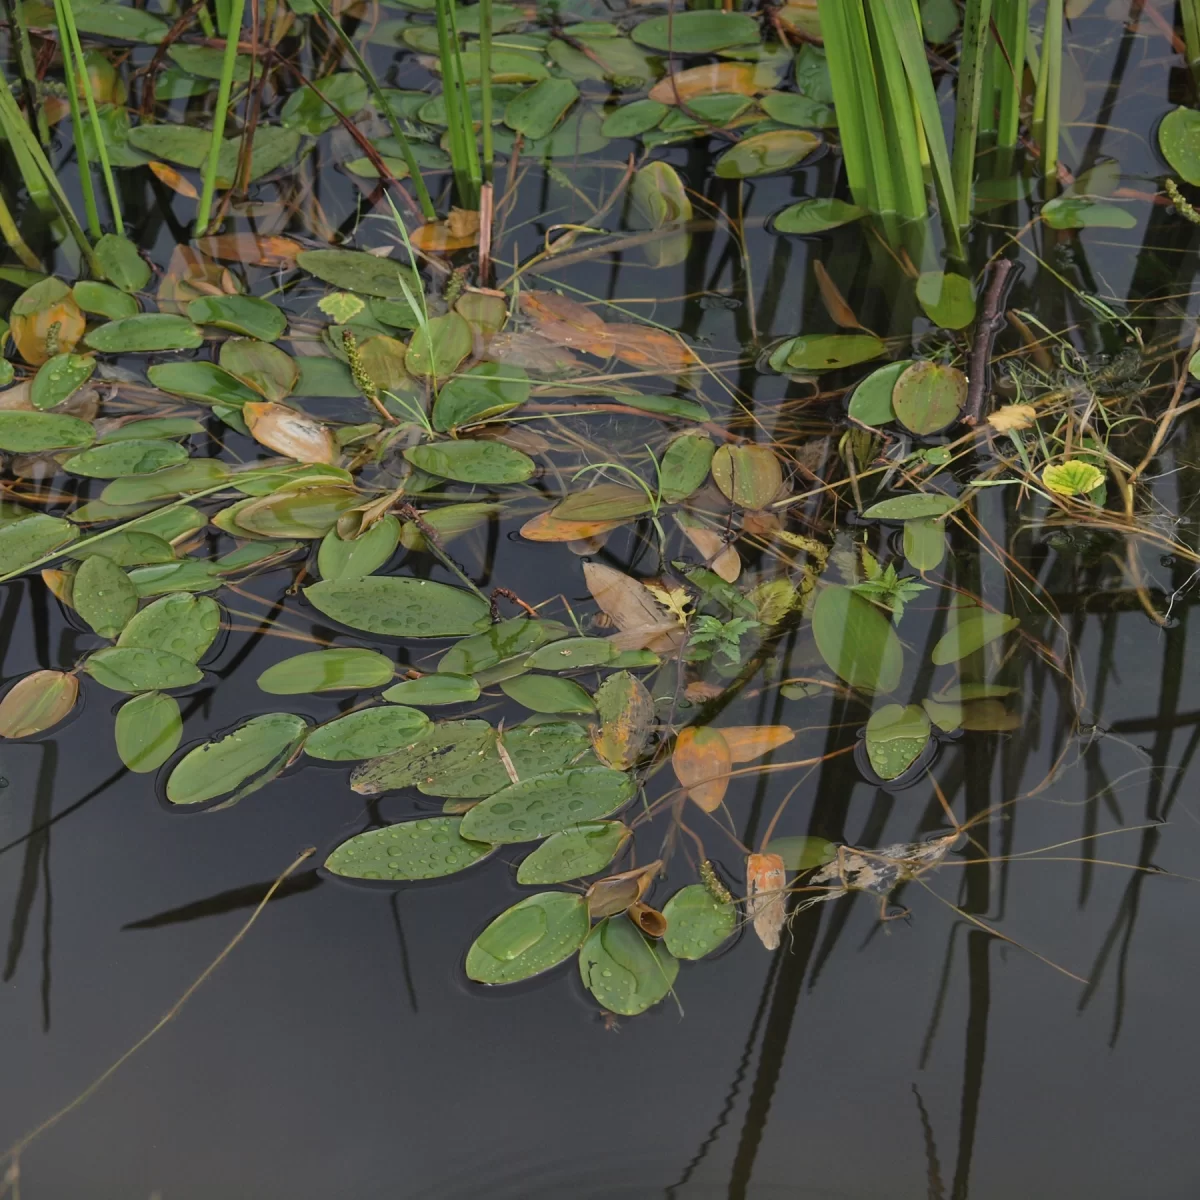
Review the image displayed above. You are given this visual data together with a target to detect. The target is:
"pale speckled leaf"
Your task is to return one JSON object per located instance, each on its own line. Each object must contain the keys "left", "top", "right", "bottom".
{"left": 325, "top": 816, "right": 493, "bottom": 881}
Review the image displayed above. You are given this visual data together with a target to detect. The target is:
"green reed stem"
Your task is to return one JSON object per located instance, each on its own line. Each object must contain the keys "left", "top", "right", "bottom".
{"left": 4, "top": 0, "right": 47, "bottom": 146}
{"left": 995, "top": 0, "right": 1028, "bottom": 160}
{"left": 1033, "top": 0, "right": 1063, "bottom": 187}
{"left": 194, "top": 0, "right": 248, "bottom": 235}
{"left": 435, "top": 0, "right": 481, "bottom": 207}
{"left": 310, "top": 0, "right": 436, "bottom": 221}
{"left": 56, "top": 0, "right": 123, "bottom": 231}
{"left": 0, "top": 184, "right": 41, "bottom": 271}
{"left": 50, "top": 0, "right": 100, "bottom": 239}
{"left": 951, "top": 0, "right": 993, "bottom": 230}
{"left": 479, "top": 0, "right": 493, "bottom": 182}
{"left": 1184, "top": 0, "right": 1200, "bottom": 85}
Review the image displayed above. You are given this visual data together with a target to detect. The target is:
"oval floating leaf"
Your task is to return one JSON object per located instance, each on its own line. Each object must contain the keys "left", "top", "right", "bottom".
{"left": 812, "top": 585, "right": 903, "bottom": 692}
{"left": 256, "top": 648, "right": 394, "bottom": 694}
{"left": 632, "top": 10, "right": 760, "bottom": 52}
{"left": 773, "top": 197, "right": 866, "bottom": 234}
{"left": 903, "top": 516, "right": 946, "bottom": 571}
{"left": 31, "top": 352, "right": 95, "bottom": 410}
{"left": 526, "top": 637, "right": 616, "bottom": 670}
{"left": 317, "top": 516, "right": 400, "bottom": 581}
{"left": 769, "top": 333, "right": 885, "bottom": 373}
{"left": 460, "top": 766, "right": 635, "bottom": 843}
{"left": 85, "top": 314, "right": 203, "bottom": 353}
{"left": 432, "top": 362, "right": 529, "bottom": 432}
{"left": 350, "top": 718, "right": 494, "bottom": 794}
{"left": 430, "top": 721, "right": 594, "bottom": 800}
{"left": 662, "top": 885, "right": 736, "bottom": 959}
{"left": 304, "top": 577, "right": 491, "bottom": 637}
{"left": 931, "top": 609, "right": 1019, "bottom": 665}
{"left": 114, "top": 690, "right": 182, "bottom": 773}
{"left": 187, "top": 294, "right": 287, "bottom": 341}
{"left": 118, "top": 593, "right": 220, "bottom": 662}
{"left": 673, "top": 726, "right": 732, "bottom": 812}
{"left": 94, "top": 233, "right": 151, "bottom": 293}
{"left": 716, "top": 129, "right": 820, "bottom": 178}
{"left": 383, "top": 673, "right": 480, "bottom": 705}
{"left": 166, "top": 712, "right": 309, "bottom": 805}
{"left": 517, "top": 822, "right": 630, "bottom": 884}
{"left": 466, "top": 892, "right": 589, "bottom": 984}
{"left": 304, "top": 706, "right": 431, "bottom": 761}
{"left": 505, "top": 77, "right": 579, "bottom": 140}
{"left": 0, "top": 670, "right": 78, "bottom": 737}
{"left": 499, "top": 674, "right": 595, "bottom": 713}
{"left": 659, "top": 433, "right": 715, "bottom": 504}
{"left": 0, "top": 514, "right": 78, "bottom": 574}
{"left": 710, "top": 444, "right": 783, "bottom": 509}
{"left": 84, "top": 646, "right": 203, "bottom": 693}
{"left": 892, "top": 361, "right": 967, "bottom": 435}
{"left": 763, "top": 835, "right": 836, "bottom": 871}
{"left": 404, "top": 439, "right": 535, "bottom": 484}
{"left": 579, "top": 916, "right": 679, "bottom": 1015}
{"left": 73, "top": 553, "right": 137, "bottom": 638}
{"left": 861, "top": 494, "right": 956, "bottom": 520}
{"left": 865, "top": 703, "right": 931, "bottom": 780}
{"left": 63, "top": 439, "right": 190, "bottom": 478}
{"left": 591, "top": 670, "right": 655, "bottom": 770}
{"left": 847, "top": 360, "right": 911, "bottom": 427}
{"left": 916, "top": 271, "right": 976, "bottom": 330}
{"left": 0, "top": 410, "right": 94, "bottom": 452}
{"left": 326, "top": 816, "right": 493, "bottom": 881}
{"left": 1042, "top": 460, "right": 1104, "bottom": 496}
{"left": 148, "top": 361, "right": 262, "bottom": 407}
{"left": 1159, "top": 106, "right": 1200, "bottom": 184}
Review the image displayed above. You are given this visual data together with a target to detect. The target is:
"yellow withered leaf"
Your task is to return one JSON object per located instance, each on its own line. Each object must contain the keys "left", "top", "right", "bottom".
{"left": 719, "top": 725, "right": 795, "bottom": 763}
{"left": 746, "top": 852, "right": 787, "bottom": 950}
{"left": 583, "top": 562, "right": 681, "bottom": 652}
{"left": 0, "top": 670, "right": 79, "bottom": 738}
{"left": 243, "top": 402, "right": 338, "bottom": 464}
{"left": 649, "top": 63, "right": 763, "bottom": 105}
{"left": 520, "top": 510, "right": 632, "bottom": 543}
{"left": 673, "top": 726, "right": 732, "bottom": 812}
{"left": 149, "top": 160, "right": 199, "bottom": 198}
{"left": 592, "top": 670, "right": 655, "bottom": 770}
{"left": 194, "top": 233, "right": 302, "bottom": 266}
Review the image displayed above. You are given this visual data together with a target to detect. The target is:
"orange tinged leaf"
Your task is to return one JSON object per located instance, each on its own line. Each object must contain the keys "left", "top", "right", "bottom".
{"left": 812, "top": 260, "right": 862, "bottom": 330}
{"left": 12, "top": 297, "right": 85, "bottom": 366}
{"left": 592, "top": 670, "right": 654, "bottom": 770}
{"left": 675, "top": 516, "right": 740, "bottom": 582}
{"left": 0, "top": 670, "right": 78, "bottom": 738}
{"left": 719, "top": 725, "right": 794, "bottom": 763}
{"left": 609, "top": 325, "right": 697, "bottom": 373}
{"left": 649, "top": 63, "right": 763, "bottom": 104}
{"left": 194, "top": 233, "right": 301, "bottom": 266}
{"left": 746, "top": 852, "right": 787, "bottom": 950}
{"left": 243, "top": 402, "right": 338, "bottom": 464}
{"left": 673, "top": 726, "right": 732, "bottom": 812}
{"left": 149, "top": 160, "right": 199, "bottom": 198}
{"left": 520, "top": 289, "right": 606, "bottom": 331}
{"left": 520, "top": 510, "right": 632, "bottom": 542}
{"left": 583, "top": 562, "right": 681, "bottom": 652}
{"left": 409, "top": 220, "right": 479, "bottom": 253}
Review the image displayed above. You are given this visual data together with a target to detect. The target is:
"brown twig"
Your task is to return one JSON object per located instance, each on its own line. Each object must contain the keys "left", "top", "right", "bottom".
{"left": 962, "top": 257, "right": 1019, "bottom": 427}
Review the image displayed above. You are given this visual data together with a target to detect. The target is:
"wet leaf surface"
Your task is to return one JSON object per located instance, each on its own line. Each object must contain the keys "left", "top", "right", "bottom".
{"left": 327, "top": 817, "right": 493, "bottom": 882}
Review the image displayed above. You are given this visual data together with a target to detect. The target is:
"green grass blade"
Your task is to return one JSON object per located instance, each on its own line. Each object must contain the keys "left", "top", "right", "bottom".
{"left": 479, "top": 0, "right": 493, "bottom": 183}
{"left": 310, "top": 0, "right": 436, "bottom": 220}
{"left": 865, "top": 0, "right": 925, "bottom": 220}
{"left": 1035, "top": 0, "right": 1063, "bottom": 185}
{"left": 4, "top": 0, "right": 47, "bottom": 146}
{"left": 886, "top": 0, "right": 962, "bottom": 258}
{"left": 50, "top": 0, "right": 100, "bottom": 238}
{"left": 950, "top": 0, "right": 993, "bottom": 229}
{"left": 995, "top": 0, "right": 1029, "bottom": 154}
{"left": 194, "top": 0, "right": 248, "bottom": 235}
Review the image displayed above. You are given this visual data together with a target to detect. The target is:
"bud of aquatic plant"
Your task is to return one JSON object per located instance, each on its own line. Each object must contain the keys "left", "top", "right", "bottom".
{"left": 699, "top": 859, "right": 732, "bottom": 905}
{"left": 1165, "top": 178, "right": 1200, "bottom": 225}
{"left": 341, "top": 329, "right": 378, "bottom": 406}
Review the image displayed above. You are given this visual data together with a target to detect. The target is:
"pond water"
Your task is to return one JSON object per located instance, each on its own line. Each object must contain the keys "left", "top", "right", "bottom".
{"left": 0, "top": 2, "right": 1199, "bottom": 1197}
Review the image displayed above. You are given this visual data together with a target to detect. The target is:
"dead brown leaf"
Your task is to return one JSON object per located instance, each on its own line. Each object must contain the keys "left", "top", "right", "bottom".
{"left": 672, "top": 726, "right": 732, "bottom": 812}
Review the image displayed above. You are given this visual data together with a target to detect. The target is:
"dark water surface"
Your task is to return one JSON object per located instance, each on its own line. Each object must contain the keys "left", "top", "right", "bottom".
{"left": 2, "top": 6, "right": 1200, "bottom": 1199}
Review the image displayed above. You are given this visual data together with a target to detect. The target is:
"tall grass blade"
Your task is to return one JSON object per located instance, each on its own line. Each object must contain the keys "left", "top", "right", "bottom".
{"left": 479, "top": 0, "right": 493, "bottom": 183}
{"left": 50, "top": 0, "right": 100, "bottom": 239}
{"left": 0, "top": 185, "right": 41, "bottom": 271}
{"left": 1033, "top": 0, "right": 1063, "bottom": 187}
{"left": 435, "top": 0, "right": 482, "bottom": 207}
{"left": 995, "top": 0, "right": 1029, "bottom": 160}
{"left": 887, "top": 0, "right": 962, "bottom": 258}
{"left": 950, "top": 0, "right": 993, "bottom": 230}
{"left": 195, "top": 0, "right": 248, "bottom": 235}
{"left": 56, "top": 0, "right": 123, "bottom": 231}
{"left": 3, "top": 0, "right": 47, "bottom": 146}
{"left": 310, "top": 0, "right": 436, "bottom": 221}
{"left": 865, "top": 0, "right": 925, "bottom": 220}
{"left": 1183, "top": 0, "right": 1200, "bottom": 85}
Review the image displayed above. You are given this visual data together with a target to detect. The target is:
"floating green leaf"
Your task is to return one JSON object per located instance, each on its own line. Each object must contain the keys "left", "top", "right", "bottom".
{"left": 257, "top": 648, "right": 394, "bottom": 694}
{"left": 1159, "top": 106, "right": 1200, "bottom": 183}
{"left": 404, "top": 440, "right": 536, "bottom": 484}
{"left": 662, "top": 885, "right": 736, "bottom": 959}
{"left": 297, "top": 249, "right": 422, "bottom": 299}
{"left": 219, "top": 338, "right": 298, "bottom": 402}
{"left": 500, "top": 674, "right": 595, "bottom": 714}
{"left": 466, "top": 892, "right": 590, "bottom": 984}
{"left": 95, "top": 234, "right": 151, "bottom": 293}
{"left": 916, "top": 272, "right": 976, "bottom": 329}
{"left": 710, "top": 444, "right": 783, "bottom": 509}
{"left": 659, "top": 433, "right": 715, "bottom": 503}
{"left": 304, "top": 576, "right": 491, "bottom": 637}
{"left": 148, "top": 361, "right": 263, "bottom": 407}
{"left": 861, "top": 495, "right": 955, "bottom": 520}
{"left": 0, "top": 670, "right": 79, "bottom": 737}
{"left": 759, "top": 93, "right": 836, "bottom": 128}
{"left": 505, "top": 77, "right": 579, "bottom": 140}
{"left": 428, "top": 721, "right": 593, "bottom": 799}
{"left": 73, "top": 554, "right": 137, "bottom": 638}
{"left": 0, "top": 411, "right": 94, "bottom": 452}
{"left": 763, "top": 835, "right": 837, "bottom": 871}
{"left": 847, "top": 360, "right": 911, "bottom": 426}
{"left": 931, "top": 609, "right": 1020, "bottom": 665}
{"left": 73, "top": 280, "right": 138, "bottom": 321}
{"left": 166, "top": 712, "right": 309, "bottom": 806}
{"left": 85, "top": 314, "right": 203, "bottom": 353}
{"left": 892, "top": 361, "right": 967, "bottom": 435}
{"left": 516, "top": 822, "right": 630, "bottom": 885}
{"left": 63, "top": 439, "right": 190, "bottom": 479}
{"left": 115, "top": 691, "right": 182, "bottom": 773}
{"left": 770, "top": 333, "right": 885, "bottom": 373}
{"left": 326, "top": 816, "right": 493, "bottom": 881}
{"left": 0, "top": 515, "right": 79, "bottom": 575}
{"left": 812, "top": 585, "right": 903, "bottom": 692}
{"left": 632, "top": 10, "right": 759, "bottom": 52}
{"left": 459, "top": 766, "right": 635, "bottom": 843}
{"left": 526, "top": 637, "right": 617, "bottom": 670}
{"left": 30, "top": 352, "right": 95, "bottom": 410}
{"left": 233, "top": 486, "right": 359, "bottom": 538}
{"left": 903, "top": 516, "right": 946, "bottom": 571}
{"left": 579, "top": 916, "right": 679, "bottom": 1015}
{"left": 84, "top": 646, "right": 203, "bottom": 693}
{"left": 304, "top": 706, "right": 430, "bottom": 761}
{"left": 405, "top": 313, "right": 472, "bottom": 380}
{"left": 865, "top": 703, "right": 931, "bottom": 780}
{"left": 117, "top": 593, "right": 220, "bottom": 662}
{"left": 317, "top": 516, "right": 400, "bottom": 581}
{"left": 281, "top": 71, "right": 368, "bottom": 135}
{"left": 773, "top": 197, "right": 865, "bottom": 234}
{"left": 350, "top": 718, "right": 494, "bottom": 794}
{"left": 601, "top": 99, "right": 667, "bottom": 137}
{"left": 1042, "top": 460, "right": 1105, "bottom": 497}
{"left": 187, "top": 295, "right": 287, "bottom": 342}
{"left": 716, "top": 129, "right": 820, "bottom": 178}
{"left": 382, "top": 673, "right": 480, "bottom": 705}
{"left": 432, "top": 363, "right": 530, "bottom": 431}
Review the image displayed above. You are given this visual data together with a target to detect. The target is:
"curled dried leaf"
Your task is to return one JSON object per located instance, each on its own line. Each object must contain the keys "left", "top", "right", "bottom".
{"left": 673, "top": 726, "right": 732, "bottom": 812}
{"left": 746, "top": 852, "right": 787, "bottom": 950}
{"left": 244, "top": 402, "right": 338, "bottom": 464}
{"left": 719, "top": 725, "right": 794, "bottom": 762}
